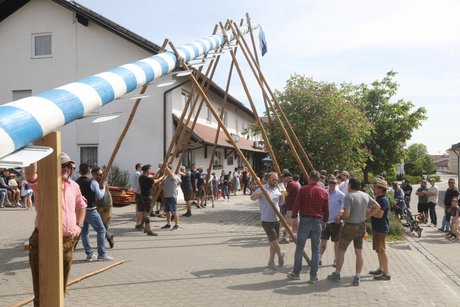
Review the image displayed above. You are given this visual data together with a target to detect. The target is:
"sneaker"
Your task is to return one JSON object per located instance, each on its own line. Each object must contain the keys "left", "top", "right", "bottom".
{"left": 286, "top": 272, "right": 300, "bottom": 280}
{"left": 307, "top": 277, "right": 318, "bottom": 284}
{"left": 86, "top": 254, "right": 97, "bottom": 262}
{"left": 369, "top": 268, "right": 383, "bottom": 275}
{"left": 195, "top": 204, "right": 201, "bottom": 209}
{"left": 327, "top": 272, "right": 341, "bottom": 282}
{"left": 171, "top": 225, "right": 179, "bottom": 231}
{"left": 438, "top": 228, "right": 446, "bottom": 232}
{"left": 134, "top": 224, "right": 143, "bottom": 231}
{"left": 278, "top": 251, "right": 285, "bottom": 267}
{"left": 182, "top": 211, "right": 191, "bottom": 217}
{"left": 199, "top": 204, "right": 206, "bottom": 208}
{"left": 267, "top": 261, "right": 277, "bottom": 270}
{"left": 161, "top": 224, "right": 171, "bottom": 229}
{"left": 279, "top": 237, "right": 290, "bottom": 244}
{"left": 146, "top": 230, "right": 158, "bottom": 236}
{"left": 374, "top": 273, "right": 391, "bottom": 280}
{"left": 98, "top": 254, "right": 114, "bottom": 261}
{"left": 352, "top": 275, "right": 360, "bottom": 286}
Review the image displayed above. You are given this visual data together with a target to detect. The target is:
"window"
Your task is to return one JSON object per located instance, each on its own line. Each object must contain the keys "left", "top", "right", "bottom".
{"left": 80, "top": 146, "right": 98, "bottom": 168}
{"left": 227, "top": 155, "right": 233, "bottom": 165}
{"left": 180, "top": 90, "right": 190, "bottom": 110}
{"left": 183, "top": 151, "right": 192, "bottom": 169}
{"left": 12, "top": 89, "right": 32, "bottom": 101}
{"left": 206, "top": 105, "right": 213, "bottom": 123}
{"left": 214, "top": 151, "right": 223, "bottom": 167}
{"left": 32, "top": 33, "right": 52, "bottom": 58}
{"left": 218, "top": 108, "right": 228, "bottom": 126}
{"left": 237, "top": 155, "right": 244, "bottom": 168}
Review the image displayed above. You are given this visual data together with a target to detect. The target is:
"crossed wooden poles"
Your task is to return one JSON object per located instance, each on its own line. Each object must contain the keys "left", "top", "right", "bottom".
{"left": 102, "top": 17, "right": 316, "bottom": 264}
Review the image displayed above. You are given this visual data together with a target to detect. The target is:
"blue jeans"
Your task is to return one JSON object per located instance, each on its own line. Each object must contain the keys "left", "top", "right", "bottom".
{"left": 0, "top": 188, "right": 7, "bottom": 205}
{"left": 293, "top": 217, "right": 322, "bottom": 279}
{"left": 222, "top": 185, "right": 229, "bottom": 199}
{"left": 82, "top": 209, "right": 107, "bottom": 257}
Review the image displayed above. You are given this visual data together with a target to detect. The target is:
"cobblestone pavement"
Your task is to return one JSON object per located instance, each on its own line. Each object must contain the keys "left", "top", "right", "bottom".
{"left": 1, "top": 188, "right": 460, "bottom": 306}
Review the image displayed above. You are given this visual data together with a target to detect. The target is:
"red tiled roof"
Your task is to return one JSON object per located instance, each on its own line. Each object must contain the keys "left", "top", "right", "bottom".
{"left": 174, "top": 116, "right": 265, "bottom": 153}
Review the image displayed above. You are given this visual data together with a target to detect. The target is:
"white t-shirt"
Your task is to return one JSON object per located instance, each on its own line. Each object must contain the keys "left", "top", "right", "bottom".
{"left": 427, "top": 185, "right": 439, "bottom": 204}
{"left": 339, "top": 180, "right": 349, "bottom": 195}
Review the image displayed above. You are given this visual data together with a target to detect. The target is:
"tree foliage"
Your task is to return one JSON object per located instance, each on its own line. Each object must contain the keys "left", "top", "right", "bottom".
{"left": 405, "top": 143, "right": 436, "bottom": 177}
{"left": 350, "top": 71, "right": 427, "bottom": 183}
{"left": 258, "top": 75, "right": 372, "bottom": 174}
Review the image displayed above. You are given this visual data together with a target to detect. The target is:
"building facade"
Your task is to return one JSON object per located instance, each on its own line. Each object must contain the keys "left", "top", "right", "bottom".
{"left": 0, "top": 0, "right": 265, "bottom": 181}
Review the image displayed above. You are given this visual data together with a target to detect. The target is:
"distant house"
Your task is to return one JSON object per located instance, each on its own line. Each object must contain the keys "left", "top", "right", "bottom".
{"left": 431, "top": 154, "right": 449, "bottom": 173}
{"left": 0, "top": 0, "right": 265, "bottom": 177}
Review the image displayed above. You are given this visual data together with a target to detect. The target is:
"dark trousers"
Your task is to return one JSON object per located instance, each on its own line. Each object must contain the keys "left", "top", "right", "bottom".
{"left": 427, "top": 202, "right": 437, "bottom": 225}
{"left": 29, "top": 228, "right": 76, "bottom": 306}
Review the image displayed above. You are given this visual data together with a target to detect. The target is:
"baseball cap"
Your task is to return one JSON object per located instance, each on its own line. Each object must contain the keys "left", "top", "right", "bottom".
{"left": 341, "top": 171, "right": 350, "bottom": 177}
{"left": 60, "top": 152, "right": 74, "bottom": 165}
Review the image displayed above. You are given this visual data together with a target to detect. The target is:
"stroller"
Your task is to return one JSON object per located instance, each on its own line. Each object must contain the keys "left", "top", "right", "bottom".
{"left": 394, "top": 198, "right": 422, "bottom": 237}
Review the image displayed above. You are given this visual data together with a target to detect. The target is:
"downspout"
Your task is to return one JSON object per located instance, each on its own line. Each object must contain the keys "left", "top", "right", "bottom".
{"left": 163, "top": 80, "right": 190, "bottom": 158}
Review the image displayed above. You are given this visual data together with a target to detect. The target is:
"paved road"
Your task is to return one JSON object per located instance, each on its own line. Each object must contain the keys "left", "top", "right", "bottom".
{"left": 1, "top": 177, "right": 460, "bottom": 306}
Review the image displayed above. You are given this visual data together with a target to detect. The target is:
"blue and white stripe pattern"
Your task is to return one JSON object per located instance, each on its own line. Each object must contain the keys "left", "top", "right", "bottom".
{"left": 0, "top": 25, "right": 256, "bottom": 159}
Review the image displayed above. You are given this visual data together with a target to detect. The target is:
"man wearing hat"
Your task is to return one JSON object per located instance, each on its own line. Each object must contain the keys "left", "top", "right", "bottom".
{"left": 25, "top": 152, "right": 87, "bottom": 306}
{"left": 369, "top": 179, "right": 391, "bottom": 280}
{"left": 339, "top": 171, "right": 350, "bottom": 195}
{"left": 415, "top": 180, "right": 429, "bottom": 223}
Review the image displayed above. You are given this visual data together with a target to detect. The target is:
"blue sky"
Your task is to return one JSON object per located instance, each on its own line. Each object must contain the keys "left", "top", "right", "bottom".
{"left": 77, "top": 0, "right": 460, "bottom": 154}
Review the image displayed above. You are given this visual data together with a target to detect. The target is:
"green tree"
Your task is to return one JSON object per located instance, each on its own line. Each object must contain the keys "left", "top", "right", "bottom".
{"left": 351, "top": 71, "right": 427, "bottom": 183}
{"left": 406, "top": 143, "right": 436, "bottom": 177}
{"left": 256, "top": 75, "right": 372, "bottom": 174}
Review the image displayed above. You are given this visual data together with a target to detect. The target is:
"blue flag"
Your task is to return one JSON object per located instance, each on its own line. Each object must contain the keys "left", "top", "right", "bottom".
{"left": 259, "top": 26, "right": 268, "bottom": 56}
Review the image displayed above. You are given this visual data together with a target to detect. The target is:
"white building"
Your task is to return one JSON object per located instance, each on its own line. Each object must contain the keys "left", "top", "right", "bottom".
{"left": 0, "top": 0, "right": 265, "bottom": 180}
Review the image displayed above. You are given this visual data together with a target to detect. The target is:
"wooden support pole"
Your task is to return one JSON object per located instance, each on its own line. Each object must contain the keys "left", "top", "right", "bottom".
{"left": 168, "top": 41, "right": 311, "bottom": 265}
{"left": 229, "top": 22, "right": 314, "bottom": 181}
{"left": 102, "top": 38, "right": 171, "bottom": 183}
{"left": 231, "top": 22, "right": 315, "bottom": 174}
{"left": 37, "top": 131, "right": 64, "bottom": 306}
{"left": 245, "top": 14, "right": 274, "bottom": 132}
{"left": 218, "top": 21, "right": 282, "bottom": 178}
{"left": 204, "top": 46, "right": 237, "bottom": 188}
{"left": 101, "top": 84, "right": 147, "bottom": 183}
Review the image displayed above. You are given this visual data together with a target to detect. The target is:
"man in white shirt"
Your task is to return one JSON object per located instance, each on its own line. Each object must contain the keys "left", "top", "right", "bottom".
{"left": 427, "top": 178, "right": 439, "bottom": 226}
{"left": 338, "top": 171, "right": 350, "bottom": 195}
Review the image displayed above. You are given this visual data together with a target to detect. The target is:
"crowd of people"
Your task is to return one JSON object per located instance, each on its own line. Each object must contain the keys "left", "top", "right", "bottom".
{"left": 5, "top": 154, "right": 460, "bottom": 303}
{"left": 0, "top": 168, "right": 34, "bottom": 209}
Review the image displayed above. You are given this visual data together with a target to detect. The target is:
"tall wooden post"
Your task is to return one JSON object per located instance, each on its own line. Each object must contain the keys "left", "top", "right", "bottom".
{"left": 37, "top": 131, "right": 64, "bottom": 306}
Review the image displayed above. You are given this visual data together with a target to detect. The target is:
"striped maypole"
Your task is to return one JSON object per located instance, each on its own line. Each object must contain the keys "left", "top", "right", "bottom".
{"left": 0, "top": 24, "right": 256, "bottom": 159}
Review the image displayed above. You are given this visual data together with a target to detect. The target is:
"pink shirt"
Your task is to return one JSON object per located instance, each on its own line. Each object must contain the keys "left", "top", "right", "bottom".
{"left": 29, "top": 179, "right": 87, "bottom": 236}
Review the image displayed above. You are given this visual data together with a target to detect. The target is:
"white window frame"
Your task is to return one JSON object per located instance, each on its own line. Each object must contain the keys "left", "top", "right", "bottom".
{"left": 32, "top": 33, "right": 52, "bottom": 58}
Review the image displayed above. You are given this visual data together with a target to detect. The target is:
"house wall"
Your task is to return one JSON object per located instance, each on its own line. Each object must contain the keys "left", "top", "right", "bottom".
{"left": 0, "top": 0, "right": 260, "bottom": 183}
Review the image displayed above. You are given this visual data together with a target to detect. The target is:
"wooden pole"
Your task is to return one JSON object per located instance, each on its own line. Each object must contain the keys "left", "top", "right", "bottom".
{"left": 218, "top": 22, "right": 282, "bottom": 178}
{"left": 204, "top": 46, "right": 236, "bottom": 191}
{"left": 37, "top": 131, "right": 64, "bottom": 306}
{"left": 169, "top": 41, "right": 311, "bottom": 265}
{"left": 102, "top": 38, "right": 171, "bottom": 183}
{"left": 229, "top": 22, "right": 314, "bottom": 180}
{"left": 231, "top": 22, "right": 315, "bottom": 174}
{"left": 13, "top": 261, "right": 124, "bottom": 307}
{"left": 245, "top": 14, "right": 274, "bottom": 132}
